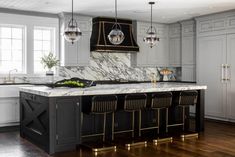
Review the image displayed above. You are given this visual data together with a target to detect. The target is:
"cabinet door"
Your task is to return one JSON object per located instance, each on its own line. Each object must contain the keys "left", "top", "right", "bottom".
{"left": 182, "top": 65, "right": 196, "bottom": 82}
{"left": 155, "top": 37, "right": 169, "bottom": 66}
{"left": 169, "top": 37, "right": 181, "bottom": 66}
{"left": 197, "top": 35, "right": 227, "bottom": 119}
{"left": 136, "top": 37, "right": 149, "bottom": 66}
{"left": 77, "top": 32, "right": 91, "bottom": 66}
{"left": 56, "top": 98, "right": 79, "bottom": 145}
{"left": 0, "top": 99, "right": 16, "bottom": 125}
{"left": 64, "top": 40, "right": 79, "bottom": 66}
{"left": 227, "top": 34, "right": 235, "bottom": 120}
{"left": 182, "top": 36, "right": 195, "bottom": 65}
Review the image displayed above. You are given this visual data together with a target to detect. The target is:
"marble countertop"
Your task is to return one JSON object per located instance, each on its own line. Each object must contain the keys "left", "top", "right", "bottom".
{"left": 19, "top": 82, "right": 207, "bottom": 97}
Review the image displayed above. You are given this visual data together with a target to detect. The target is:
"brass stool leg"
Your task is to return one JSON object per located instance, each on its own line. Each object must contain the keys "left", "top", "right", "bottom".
{"left": 139, "top": 110, "right": 142, "bottom": 137}
{"left": 132, "top": 111, "right": 135, "bottom": 138}
{"left": 157, "top": 108, "right": 160, "bottom": 134}
{"left": 103, "top": 113, "right": 106, "bottom": 142}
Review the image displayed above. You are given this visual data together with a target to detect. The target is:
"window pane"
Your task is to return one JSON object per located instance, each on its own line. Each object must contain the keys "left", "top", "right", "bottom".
{"left": 0, "top": 27, "right": 11, "bottom": 38}
{"left": 12, "top": 28, "right": 22, "bottom": 39}
{"left": 12, "top": 39, "right": 22, "bottom": 50}
{"left": 1, "top": 39, "right": 11, "bottom": 50}
{"left": 0, "top": 26, "right": 24, "bottom": 73}
{"left": 34, "top": 27, "right": 55, "bottom": 73}
{"left": 43, "top": 41, "right": 50, "bottom": 51}
{"left": 34, "top": 29, "right": 42, "bottom": 40}
{"left": 43, "top": 30, "right": 51, "bottom": 40}
{"left": 12, "top": 50, "right": 22, "bottom": 61}
{"left": 34, "top": 51, "right": 43, "bottom": 61}
{"left": 1, "top": 49, "right": 11, "bottom": 61}
{"left": 34, "top": 40, "right": 42, "bottom": 51}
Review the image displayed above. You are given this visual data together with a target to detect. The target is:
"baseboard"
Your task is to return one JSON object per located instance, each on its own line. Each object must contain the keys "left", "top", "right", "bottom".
{"left": 0, "top": 125, "right": 19, "bottom": 132}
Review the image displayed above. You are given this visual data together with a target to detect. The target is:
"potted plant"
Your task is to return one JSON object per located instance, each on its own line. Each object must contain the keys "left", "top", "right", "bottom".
{"left": 41, "top": 52, "right": 59, "bottom": 76}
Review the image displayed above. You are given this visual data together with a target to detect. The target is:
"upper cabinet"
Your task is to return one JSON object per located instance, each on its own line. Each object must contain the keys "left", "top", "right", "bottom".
{"left": 169, "top": 23, "right": 181, "bottom": 67}
{"left": 59, "top": 13, "right": 92, "bottom": 66}
{"left": 181, "top": 20, "right": 196, "bottom": 65}
{"left": 132, "top": 21, "right": 169, "bottom": 67}
{"left": 196, "top": 11, "right": 235, "bottom": 37}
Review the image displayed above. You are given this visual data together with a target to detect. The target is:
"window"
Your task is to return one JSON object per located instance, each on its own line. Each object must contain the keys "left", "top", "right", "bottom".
{"left": 33, "top": 27, "right": 55, "bottom": 73}
{"left": 0, "top": 25, "right": 25, "bottom": 73}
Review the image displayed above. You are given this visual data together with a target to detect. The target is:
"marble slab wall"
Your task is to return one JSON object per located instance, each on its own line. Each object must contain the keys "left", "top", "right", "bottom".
{"left": 59, "top": 52, "right": 181, "bottom": 81}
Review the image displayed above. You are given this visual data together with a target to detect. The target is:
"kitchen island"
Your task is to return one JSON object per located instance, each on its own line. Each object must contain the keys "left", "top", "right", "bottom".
{"left": 19, "top": 82, "right": 207, "bottom": 154}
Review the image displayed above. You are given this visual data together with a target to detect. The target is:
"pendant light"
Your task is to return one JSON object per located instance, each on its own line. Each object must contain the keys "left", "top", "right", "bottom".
{"left": 64, "top": 0, "right": 82, "bottom": 44}
{"left": 108, "top": 0, "right": 125, "bottom": 45}
{"left": 143, "top": 2, "right": 159, "bottom": 48}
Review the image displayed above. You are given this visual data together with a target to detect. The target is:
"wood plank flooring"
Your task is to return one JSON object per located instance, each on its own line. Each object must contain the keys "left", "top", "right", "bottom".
{"left": 0, "top": 121, "right": 235, "bottom": 157}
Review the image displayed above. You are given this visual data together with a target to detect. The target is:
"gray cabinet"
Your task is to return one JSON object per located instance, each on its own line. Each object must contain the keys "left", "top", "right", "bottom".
{"left": 226, "top": 34, "right": 235, "bottom": 121}
{"left": 196, "top": 11, "right": 235, "bottom": 37}
{"left": 169, "top": 23, "right": 181, "bottom": 67}
{"left": 197, "top": 34, "right": 235, "bottom": 121}
{"left": 181, "top": 20, "right": 196, "bottom": 81}
{"left": 169, "top": 37, "right": 181, "bottom": 66}
{"left": 182, "top": 65, "right": 196, "bottom": 82}
{"left": 59, "top": 13, "right": 91, "bottom": 66}
{"left": 55, "top": 98, "right": 80, "bottom": 146}
{"left": 133, "top": 21, "right": 169, "bottom": 67}
{"left": 197, "top": 35, "right": 227, "bottom": 119}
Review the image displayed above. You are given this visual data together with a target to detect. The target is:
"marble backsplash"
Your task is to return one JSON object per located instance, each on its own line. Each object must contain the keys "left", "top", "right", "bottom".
{"left": 59, "top": 52, "right": 181, "bottom": 81}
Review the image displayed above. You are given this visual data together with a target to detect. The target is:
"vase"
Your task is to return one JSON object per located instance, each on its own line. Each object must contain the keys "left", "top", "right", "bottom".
{"left": 46, "top": 69, "right": 54, "bottom": 76}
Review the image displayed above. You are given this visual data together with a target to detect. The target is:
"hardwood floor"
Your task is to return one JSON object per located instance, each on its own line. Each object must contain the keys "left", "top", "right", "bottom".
{"left": 1, "top": 121, "right": 235, "bottom": 157}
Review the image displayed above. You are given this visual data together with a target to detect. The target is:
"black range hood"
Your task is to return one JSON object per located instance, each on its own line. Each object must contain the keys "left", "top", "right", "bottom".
{"left": 90, "top": 17, "right": 139, "bottom": 52}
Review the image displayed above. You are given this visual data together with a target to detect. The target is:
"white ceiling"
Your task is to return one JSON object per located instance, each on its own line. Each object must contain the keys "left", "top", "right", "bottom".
{"left": 0, "top": 0, "right": 235, "bottom": 23}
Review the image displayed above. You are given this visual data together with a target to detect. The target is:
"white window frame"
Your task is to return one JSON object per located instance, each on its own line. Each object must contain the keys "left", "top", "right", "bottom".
{"left": 0, "top": 24, "right": 26, "bottom": 74}
{"left": 33, "top": 26, "right": 56, "bottom": 74}
{"left": 0, "top": 13, "right": 59, "bottom": 76}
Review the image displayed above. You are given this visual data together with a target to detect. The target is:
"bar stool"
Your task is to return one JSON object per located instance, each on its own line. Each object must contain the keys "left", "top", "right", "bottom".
{"left": 81, "top": 95, "right": 118, "bottom": 153}
{"left": 114, "top": 93, "right": 147, "bottom": 149}
{"left": 148, "top": 92, "right": 173, "bottom": 145}
{"left": 168, "top": 90, "right": 198, "bottom": 141}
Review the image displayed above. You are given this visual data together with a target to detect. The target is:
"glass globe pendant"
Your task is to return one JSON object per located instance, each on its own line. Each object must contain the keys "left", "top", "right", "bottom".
{"left": 64, "top": 0, "right": 82, "bottom": 44}
{"left": 143, "top": 26, "right": 159, "bottom": 48}
{"left": 108, "top": 0, "right": 125, "bottom": 45}
{"left": 143, "top": 2, "right": 159, "bottom": 48}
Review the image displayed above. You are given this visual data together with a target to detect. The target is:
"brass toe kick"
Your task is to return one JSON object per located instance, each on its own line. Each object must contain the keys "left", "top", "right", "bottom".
{"left": 125, "top": 141, "right": 147, "bottom": 150}
{"left": 92, "top": 145, "right": 117, "bottom": 153}
{"left": 153, "top": 137, "right": 173, "bottom": 145}
{"left": 181, "top": 133, "right": 199, "bottom": 141}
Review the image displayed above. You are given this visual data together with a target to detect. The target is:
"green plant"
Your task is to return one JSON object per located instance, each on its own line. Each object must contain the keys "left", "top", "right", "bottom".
{"left": 41, "top": 53, "right": 59, "bottom": 70}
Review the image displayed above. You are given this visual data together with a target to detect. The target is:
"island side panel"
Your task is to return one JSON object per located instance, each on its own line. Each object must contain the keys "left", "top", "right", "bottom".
{"left": 196, "top": 89, "right": 205, "bottom": 132}
{"left": 20, "top": 92, "right": 50, "bottom": 153}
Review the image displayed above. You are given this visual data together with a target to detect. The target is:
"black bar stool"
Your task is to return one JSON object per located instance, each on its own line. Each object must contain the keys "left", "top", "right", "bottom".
{"left": 168, "top": 90, "right": 198, "bottom": 141}
{"left": 81, "top": 95, "right": 118, "bottom": 153}
{"left": 114, "top": 93, "right": 147, "bottom": 149}
{"left": 148, "top": 92, "right": 173, "bottom": 145}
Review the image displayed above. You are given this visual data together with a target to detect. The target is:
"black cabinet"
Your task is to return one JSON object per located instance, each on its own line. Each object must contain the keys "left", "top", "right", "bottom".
{"left": 55, "top": 98, "right": 80, "bottom": 146}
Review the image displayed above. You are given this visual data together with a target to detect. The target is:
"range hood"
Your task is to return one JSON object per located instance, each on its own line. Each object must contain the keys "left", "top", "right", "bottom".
{"left": 90, "top": 17, "right": 139, "bottom": 52}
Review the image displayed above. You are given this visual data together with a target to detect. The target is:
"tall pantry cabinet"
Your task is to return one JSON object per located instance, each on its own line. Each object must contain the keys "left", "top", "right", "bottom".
{"left": 196, "top": 11, "right": 235, "bottom": 121}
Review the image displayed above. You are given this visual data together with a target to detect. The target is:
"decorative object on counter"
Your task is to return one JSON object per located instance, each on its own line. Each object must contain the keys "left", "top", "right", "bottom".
{"left": 45, "top": 77, "right": 96, "bottom": 88}
{"left": 160, "top": 68, "right": 173, "bottom": 81}
{"left": 143, "top": 1, "right": 159, "bottom": 48}
{"left": 41, "top": 52, "right": 59, "bottom": 76}
{"left": 150, "top": 73, "right": 157, "bottom": 87}
{"left": 64, "top": 0, "right": 82, "bottom": 44}
{"left": 108, "top": 0, "right": 125, "bottom": 45}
